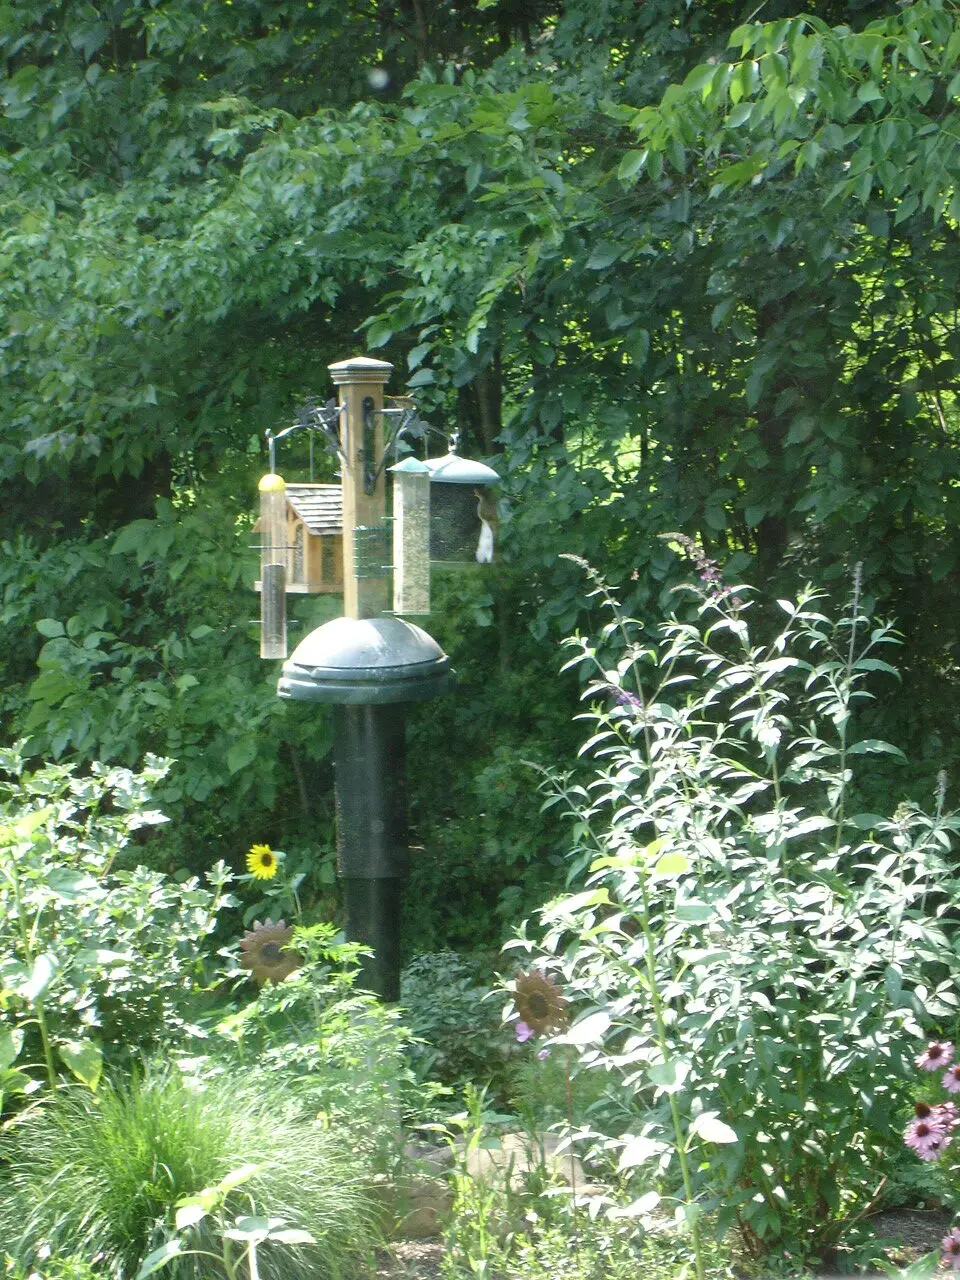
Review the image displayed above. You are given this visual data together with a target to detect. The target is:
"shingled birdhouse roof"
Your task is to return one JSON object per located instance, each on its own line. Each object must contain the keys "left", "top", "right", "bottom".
{"left": 284, "top": 484, "right": 343, "bottom": 535}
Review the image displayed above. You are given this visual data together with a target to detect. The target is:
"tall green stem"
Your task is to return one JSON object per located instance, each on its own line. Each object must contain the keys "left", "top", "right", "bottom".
{"left": 832, "top": 562, "right": 862, "bottom": 851}
{"left": 640, "top": 879, "right": 705, "bottom": 1280}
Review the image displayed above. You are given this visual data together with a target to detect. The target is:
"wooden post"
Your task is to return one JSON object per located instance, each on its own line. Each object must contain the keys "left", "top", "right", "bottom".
{"left": 328, "top": 356, "right": 393, "bottom": 620}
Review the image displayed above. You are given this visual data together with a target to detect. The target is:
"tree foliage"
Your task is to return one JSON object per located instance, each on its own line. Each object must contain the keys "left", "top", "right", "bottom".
{"left": 1, "top": 0, "right": 958, "bottom": 928}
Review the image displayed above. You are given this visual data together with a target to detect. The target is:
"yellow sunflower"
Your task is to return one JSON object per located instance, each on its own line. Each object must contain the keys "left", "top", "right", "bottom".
{"left": 239, "top": 918, "right": 301, "bottom": 986}
{"left": 246, "top": 843, "right": 278, "bottom": 880}
{"left": 513, "top": 968, "right": 568, "bottom": 1037}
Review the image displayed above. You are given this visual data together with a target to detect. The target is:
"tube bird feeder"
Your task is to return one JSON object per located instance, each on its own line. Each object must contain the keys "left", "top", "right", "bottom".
{"left": 389, "top": 456, "right": 431, "bottom": 615}
{"left": 259, "top": 473, "right": 288, "bottom": 659}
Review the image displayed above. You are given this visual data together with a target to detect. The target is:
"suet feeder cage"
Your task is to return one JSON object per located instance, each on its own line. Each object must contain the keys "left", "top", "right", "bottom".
{"left": 422, "top": 450, "right": 500, "bottom": 566}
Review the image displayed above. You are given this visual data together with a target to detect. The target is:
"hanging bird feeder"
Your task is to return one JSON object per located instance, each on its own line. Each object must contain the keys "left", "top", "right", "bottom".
{"left": 422, "top": 442, "right": 500, "bottom": 566}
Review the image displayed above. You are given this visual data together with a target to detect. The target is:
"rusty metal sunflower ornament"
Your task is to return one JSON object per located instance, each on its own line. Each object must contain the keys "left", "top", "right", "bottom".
{"left": 239, "top": 918, "right": 302, "bottom": 987}
{"left": 513, "top": 968, "right": 568, "bottom": 1037}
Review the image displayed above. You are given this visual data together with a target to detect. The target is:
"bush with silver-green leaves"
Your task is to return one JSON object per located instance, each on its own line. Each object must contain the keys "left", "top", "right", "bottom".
{"left": 0, "top": 745, "right": 233, "bottom": 1099}
{"left": 510, "top": 562, "right": 960, "bottom": 1270}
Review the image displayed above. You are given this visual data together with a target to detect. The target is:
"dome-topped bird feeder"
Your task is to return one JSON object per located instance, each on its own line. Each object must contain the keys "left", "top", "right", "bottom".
{"left": 423, "top": 442, "right": 500, "bottom": 567}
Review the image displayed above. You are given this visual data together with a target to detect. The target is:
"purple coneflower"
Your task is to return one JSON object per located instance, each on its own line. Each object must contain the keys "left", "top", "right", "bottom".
{"left": 934, "top": 1101, "right": 959, "bottom": 1133}
{"left": 515, "top": 1021, "right": 535, "bottom": 1043}
{"left": 943, "top": 1227, "right": 960, "bottom": 1271}
{"left": 905, "top": 1117, "right": 946, "bottom": 1161}
{"left": 916, "top": 1041, "right": 954, "bottom": 1072}
{"left": 943, "top": 1064, "right": 960, "bottom": 1094}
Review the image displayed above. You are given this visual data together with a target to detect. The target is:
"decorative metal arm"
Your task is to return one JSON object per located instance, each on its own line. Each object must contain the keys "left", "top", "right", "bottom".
{"left": 267, "top": 396, "right": 436, "bottom": 485}
{"left": 361, "top": 399, "right": 431, "bottom": 495}
{"left": 266, "top": 399, "right": 345, "bottom": 475}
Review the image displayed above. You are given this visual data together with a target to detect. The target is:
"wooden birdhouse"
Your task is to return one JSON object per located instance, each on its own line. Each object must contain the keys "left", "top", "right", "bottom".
{"left": 281, "top": 484, "right": 345, "bottom": 593}
{"left": 254, "top": 482, "right": 344, "bottom": 596}
{"left": 256, "top": 477, "right": 345, "bottom": 659}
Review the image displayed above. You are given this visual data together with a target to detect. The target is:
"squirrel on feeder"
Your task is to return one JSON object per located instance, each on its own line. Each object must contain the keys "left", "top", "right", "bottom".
{"left": 475, "top": 488, "right": 497, "bottom": 564}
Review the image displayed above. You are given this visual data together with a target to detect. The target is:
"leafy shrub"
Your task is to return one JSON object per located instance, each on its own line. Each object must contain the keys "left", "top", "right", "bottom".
{"left": 0, "top": 747, "right": 234, "bottom": 1092}
{"left": 213, "top": 924, "right": 441, "bottom": 1172}
{"left": 512, "top": 563, "right": 960, "bottom": 1264}
{"left": 0, "top": 1065, "right": 378, "bottom": 1280}
{"left": 399, "top": 950, "right": 507, "bottom": 1090}
{"left": 506, "top": 1042, "right": 619, "bottom": 1133}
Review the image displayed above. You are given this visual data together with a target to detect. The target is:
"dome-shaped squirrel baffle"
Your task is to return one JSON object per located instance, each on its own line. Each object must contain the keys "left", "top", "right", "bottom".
{"left": 277, "top": 615, "right": 454, "bottom": 705}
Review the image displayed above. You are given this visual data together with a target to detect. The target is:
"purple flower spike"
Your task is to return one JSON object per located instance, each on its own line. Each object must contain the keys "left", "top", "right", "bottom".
{"left": 516, "top": 1021, "right": 535, "bottom": 1043}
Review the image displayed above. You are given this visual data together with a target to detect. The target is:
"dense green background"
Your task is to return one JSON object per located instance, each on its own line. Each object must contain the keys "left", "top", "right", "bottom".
{"left": 2, "top": 0, "right": 959, "bottom": 948}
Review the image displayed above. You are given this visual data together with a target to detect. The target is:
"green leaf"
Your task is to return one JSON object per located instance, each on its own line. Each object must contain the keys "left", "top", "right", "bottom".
{"left": 857, "top": 82, "right": 883, "bottom": 104}
{"left": 653, "top": 852, "right": 690, "bottom": 878}
{"left": 13, "top": 808, "right": 52, "bottom": 840}
{"left": 690, "top": 1112, "right": 738, "bottom": 1144}
{"left": 226, "top": 740, "right": 257, "bottom": 774}
{"left": 35, "top": 618, "right": 65, "bottom": 638}
{"left": 847, "top": 813, "right": 886, "bottom": 830}
{"left": 846, "top": 739, "right": 906, "bottom": 759}
{"left": 22, "top": 952, "right": 57, "bottom": 1001}
{"left": 365, "top": 321, "right": 393, "bottom": 349}
{"left": 564, "top": 1010, "right": 610, "bottom": 1045}
{"left": 217, "top": 1163, "right": 260, "bottom": 1192}
{"left": 618, "top": 1135, "right": 669, "bottom": 1170}
{"left": 224, "top": 1215, "right": 274, "bottom": 1242}
{"left": 135, "top": 1240, "right": 183, "bottom": 1279}
{"left": 269, "top": 1228, "right": 317, "bottom": 1244}
{"left": 45, "top": 869, "right": 99, "bottom": 900}
{"left": 58, "top": 1038, "right": 103, "bottom": 1091}
{"left": 586, "top": 243, "right": 620, "bottom": 270}
{"left": 618, "top": 150, "right": 647, "bottom": 180}
{"left": 648, "top": 1058, "right": 691, "bottom": 1094}
{"left": 610, "top": 1190, "right": 662, "bottom": 1218}
{"left": 175, "top": 1201, "right": 209, "bottom": 1230}
{"left": 0, "top": 1027, "right": 24, "bottom": 1071}
{"left": 675, "top": 902, "right": 715, "bottom": 923}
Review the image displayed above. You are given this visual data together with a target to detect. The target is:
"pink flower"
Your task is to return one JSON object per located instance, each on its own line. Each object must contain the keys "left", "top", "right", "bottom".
{"left": 942, "top": 1227, "right": 960, "bottom": 1270}
{"left": 905, "top": 1118, "right": 946, "bottom": 1161}
{"left": 916, "top": 1041, "right": 954, "bottom": 1072}
{"left": 934, "top": 1101, "right": 960, "bottom": 1134}
{"left": 516, "top": 1021, "right": 535, "bottom": 1043}
{"left": 537, "top": 1047, "right": 551, "bottom": 1061}
{"left": 944, "top": 1065, "right": 960, "bottom": 1094}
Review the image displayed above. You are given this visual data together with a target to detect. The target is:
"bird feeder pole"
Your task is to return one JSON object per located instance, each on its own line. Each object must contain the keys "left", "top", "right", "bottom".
{"left": 278, "top": 355, "right": 452, "bottom": 1002}
{"left": 269, "top": 353, "right": 495, "bottom": 1001}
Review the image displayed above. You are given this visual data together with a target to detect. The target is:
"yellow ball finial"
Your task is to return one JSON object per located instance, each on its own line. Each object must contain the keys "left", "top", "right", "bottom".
{"left": 258, "top": 473, "right": 286, "bottom": 493}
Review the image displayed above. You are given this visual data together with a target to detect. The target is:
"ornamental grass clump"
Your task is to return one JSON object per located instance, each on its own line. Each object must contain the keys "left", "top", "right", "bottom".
{"left": 0, "top": 1064, "right": 379, "bottom": 1280}
{"left": 512, "top": 555, "right": 960, "bottom": 1270}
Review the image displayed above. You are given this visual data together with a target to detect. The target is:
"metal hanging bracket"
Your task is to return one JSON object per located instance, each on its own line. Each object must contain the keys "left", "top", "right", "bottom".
{"left": 360, "top": 398, "right": 430, "bottom": 495}
{"left": 266, "top": 399, "right": 346, "bottom": 476}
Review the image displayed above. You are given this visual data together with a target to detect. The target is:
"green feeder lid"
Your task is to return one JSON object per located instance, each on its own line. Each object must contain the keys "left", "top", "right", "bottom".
{"left": 424, "top": 453, "right": 500, "bottom": 485}
{"left": 277, "top": 616, "right": 454, "bottom": 704}
{"left": 388, "top": 457, "right": 431, "bottom": 475}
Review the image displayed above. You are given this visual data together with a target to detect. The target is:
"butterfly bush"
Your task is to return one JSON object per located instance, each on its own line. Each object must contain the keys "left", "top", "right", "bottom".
{"left": 510, "top": 554, "right": 960, "bottom": 1267}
